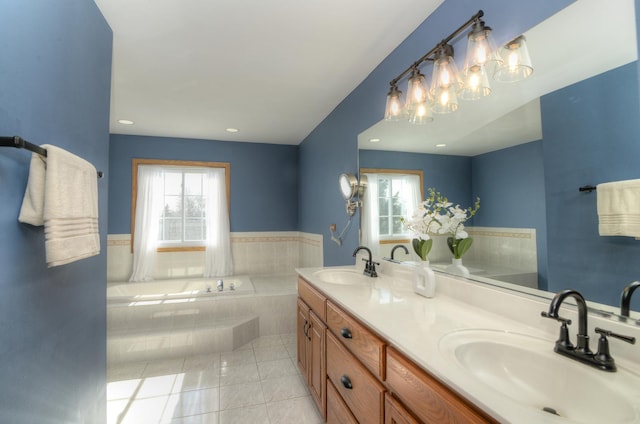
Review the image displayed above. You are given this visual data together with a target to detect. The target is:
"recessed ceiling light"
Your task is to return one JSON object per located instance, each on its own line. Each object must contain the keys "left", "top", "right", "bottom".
{"left": 369, "top": 138, "right": 381, "bottom": 143}
{"left": 117, "top": 119, "right": 134, "bottom": 125}
{"left": 225, "top": 128, "right": 239, "bottom": 133}
{"left": 436, "top": 143, "right": 447, "bottom": 148}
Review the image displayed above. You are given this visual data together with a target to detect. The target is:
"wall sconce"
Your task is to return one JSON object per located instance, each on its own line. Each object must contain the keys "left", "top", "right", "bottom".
{"left": 384, "top": 10, "right": 533, "bottom": 123}
{"left": 332, "top": 173, "right": 368, "bottom": 246}
{"left": 339, "top": 173, "right": 367, "bottom": 216}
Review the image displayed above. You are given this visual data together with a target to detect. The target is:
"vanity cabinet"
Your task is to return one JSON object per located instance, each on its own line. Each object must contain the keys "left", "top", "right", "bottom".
{"left": 296, "top": 278, "right": 327, "bottom": 419}
{"left": 386, "top": 347, "right": 497, "bottom": 424}
{"left": 298, "top": 275, "right": 497, "bottom": 424}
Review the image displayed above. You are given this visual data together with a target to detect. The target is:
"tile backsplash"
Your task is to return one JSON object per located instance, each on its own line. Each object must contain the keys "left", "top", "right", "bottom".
{"left": 107, "top": 231, "right": 323, "bottom": 282}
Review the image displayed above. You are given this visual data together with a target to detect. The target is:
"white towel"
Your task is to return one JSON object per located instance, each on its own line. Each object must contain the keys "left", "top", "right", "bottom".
{"left": 18, "top": 144, "right": 100, "bottom": 267}
{"left": 597, "top": 178, "right": 640, "bottom": 237}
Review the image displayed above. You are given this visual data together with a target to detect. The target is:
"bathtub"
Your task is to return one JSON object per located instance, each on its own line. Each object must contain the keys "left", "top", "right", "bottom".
{"left": 107, "top": 275, "right": 254, "bottom": 304}
{"left": 107, "top": 274, "right": 297, "bottom": 364}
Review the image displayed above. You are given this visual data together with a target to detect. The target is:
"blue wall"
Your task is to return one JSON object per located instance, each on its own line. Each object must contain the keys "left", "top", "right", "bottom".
{"left": 109, "top": 134, "right": 299, "bottom": 234}
{"left": 298, "top": 0, "right": 573, "bottom": 266}
{"left": 472, "top": 141, "right": 548, "bottom": 288}
{"left": 542, "top": 61, "right": 640, "bottom": 308}
{"left": 0, "top": 1, "right": 112, "bottom": 422}
{"left": 359, "top": 149, "right": 472, "bottom": 208}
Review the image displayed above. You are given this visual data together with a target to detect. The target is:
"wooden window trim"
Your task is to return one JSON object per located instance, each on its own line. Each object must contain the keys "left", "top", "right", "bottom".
{"left": 130, "top": 158, "right": 231, "bottom": 253}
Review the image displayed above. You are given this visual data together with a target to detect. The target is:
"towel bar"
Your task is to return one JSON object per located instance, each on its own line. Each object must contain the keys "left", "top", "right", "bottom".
{"left": 579, "top": 185, "right": 596, "bottom": 192}
{"left": 0, "top": 136, "right": 103, "bottom": 178}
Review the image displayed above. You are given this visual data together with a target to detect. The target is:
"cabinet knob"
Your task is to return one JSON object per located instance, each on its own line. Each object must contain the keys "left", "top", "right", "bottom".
{"left": 340, "top": 375, "right": 353, "bottom": 390}
{"left": 340, "top": 327, "right": 353, "bottom": 339}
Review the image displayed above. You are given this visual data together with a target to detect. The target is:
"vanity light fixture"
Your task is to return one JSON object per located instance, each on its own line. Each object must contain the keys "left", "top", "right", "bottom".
{"left": 383, "top": 10, "right": 533, "bottom": 123}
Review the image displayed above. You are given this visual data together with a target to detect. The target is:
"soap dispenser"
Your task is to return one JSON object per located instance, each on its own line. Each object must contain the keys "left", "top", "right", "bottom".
{"left": 413, "top": 262, "right": 436, "bottom": 298}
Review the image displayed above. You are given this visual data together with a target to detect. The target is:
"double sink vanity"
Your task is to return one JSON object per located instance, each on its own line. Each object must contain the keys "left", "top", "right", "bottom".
{"left": 295, "top": 257, "right": 640, "bottom": 423}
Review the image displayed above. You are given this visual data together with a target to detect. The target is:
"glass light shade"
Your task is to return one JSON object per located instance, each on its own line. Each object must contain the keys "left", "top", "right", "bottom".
{"left": 384, "top": 85, "right": 404, "bottom": 121}
{"left": 460, "top": 64, "right": 491, "bottom": 101}
{"left": 463, "top": 20, "right": 501, "bottom": 73}
{"left": 494, "top": 35, "right": 534, "bottom": 83}
{"left": 405, "top": 68, "right": 428, "bottom": 111}
{"left": 409, "top": 101, "right": 434, "bottom": 125}
{"left": 430, "top": 47, "right": 461, "bottom": 114}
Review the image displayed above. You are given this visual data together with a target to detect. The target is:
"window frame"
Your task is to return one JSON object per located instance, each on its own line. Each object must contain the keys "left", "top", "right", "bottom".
{"left": 131, "top": 158, "right": 231, "bottom": 253}
{"left": 360, "top": 168, "right": 424, "bottom": 244}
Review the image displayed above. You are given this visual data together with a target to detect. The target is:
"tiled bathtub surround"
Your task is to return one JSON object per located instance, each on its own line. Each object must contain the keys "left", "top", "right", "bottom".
{"left": 107, "top": 232, "right": 323, "bottom": 282}
{"left": 108, "top": 276, "right": 298, "bottom": 365}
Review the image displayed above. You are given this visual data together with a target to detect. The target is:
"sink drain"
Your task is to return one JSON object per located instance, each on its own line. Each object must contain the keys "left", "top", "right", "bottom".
{"left": 542, "top": 407, "right": 561, "bottom": 416}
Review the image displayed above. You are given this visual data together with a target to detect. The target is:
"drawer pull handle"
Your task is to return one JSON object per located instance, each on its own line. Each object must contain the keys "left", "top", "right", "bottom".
{"left": 340, "top": 328, "right": 352, "bottom": 339}
{"left": 340, "top": 375, "right": 353, "bottom": 390}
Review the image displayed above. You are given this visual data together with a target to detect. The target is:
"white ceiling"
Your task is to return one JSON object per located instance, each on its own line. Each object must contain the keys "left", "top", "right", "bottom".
{"left": 358, "top": 0, "right": 638, "bottom": 156}
{"left": 94, "top": 0, "right": 445, "bottom": 144}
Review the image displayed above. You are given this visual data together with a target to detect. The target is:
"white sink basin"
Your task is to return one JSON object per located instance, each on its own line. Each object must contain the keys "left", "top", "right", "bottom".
{"left": 439, "top": 329, "right": 640, "bottom": 423}
{"left": 312, "top": 268, "right": 374, "bottom": 285}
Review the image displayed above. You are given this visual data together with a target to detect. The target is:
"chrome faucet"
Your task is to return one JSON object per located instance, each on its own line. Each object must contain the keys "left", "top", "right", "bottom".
{"left": 217, "top": 279, "right": 224, "bottom": 292}
{"left": 353, "top": 246, "right": 378, "bottom": 277}
{"left": 620, "top": 281, "right": 640, "bottom": 318}
{"left": 390, "top": 244, "right": 409, "bottom": 261}
{"left": 542, "top": 289, "right": 635, "bottom": 372}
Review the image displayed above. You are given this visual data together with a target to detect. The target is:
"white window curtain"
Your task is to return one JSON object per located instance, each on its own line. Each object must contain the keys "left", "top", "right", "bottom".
{"left": 361, "top": 173, "right": 380, "bottom": 256}
{"left": 361, "top": 173, "right": 422, "bottom": 257}
{"left": 129, "top": 165, "right": 164, "bottom": 282}
{"left": 203, "top": 167, "right": 233, "bottom": 277}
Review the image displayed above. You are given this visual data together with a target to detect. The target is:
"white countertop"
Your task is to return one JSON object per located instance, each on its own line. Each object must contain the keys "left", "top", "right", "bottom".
{"left": 296, "top": 263, "right": 640, "bottom": 424}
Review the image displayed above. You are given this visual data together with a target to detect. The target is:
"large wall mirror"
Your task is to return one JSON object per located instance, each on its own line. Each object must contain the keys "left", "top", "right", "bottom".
{"left": 358, "top": 0, "right": 640, "bottom": 320}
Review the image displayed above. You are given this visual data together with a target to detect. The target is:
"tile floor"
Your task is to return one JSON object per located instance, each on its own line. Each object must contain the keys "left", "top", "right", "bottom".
{"left": 107, "top": 333, "right": 323, "bottom": 424}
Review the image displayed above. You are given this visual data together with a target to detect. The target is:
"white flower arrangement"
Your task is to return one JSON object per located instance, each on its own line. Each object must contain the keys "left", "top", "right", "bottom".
{"left": 403, "top": 188, "right": 480, "bottom": 259}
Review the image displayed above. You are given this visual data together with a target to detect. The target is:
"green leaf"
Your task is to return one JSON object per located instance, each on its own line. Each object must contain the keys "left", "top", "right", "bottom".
{"left": 456, "top": 238, "right": 473, "bottom": 258}
{"left": 412, "top": 238, "right": 432, "bottom": 260}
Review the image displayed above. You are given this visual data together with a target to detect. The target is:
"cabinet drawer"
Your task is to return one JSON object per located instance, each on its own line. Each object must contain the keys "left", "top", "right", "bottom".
{"left": 386, "top": 347, "right": 497, "bottom": 424}
{"left": 326, "top": 378, "right": 358, "bottom": 424}
{"left": 298, "top": 277, "right": 326, "bottom": 321}
{"left": 326, "top": 300, "right": 385, "bottom": 380}
{"left": 326, "top": 331, "right": 385, "bottom": 424}
{"left": 385, "top": 392, "right": 419, "bottom": 424}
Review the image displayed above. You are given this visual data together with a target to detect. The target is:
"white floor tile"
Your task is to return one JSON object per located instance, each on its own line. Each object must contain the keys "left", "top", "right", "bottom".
{"left": 260, "top": 375, "right": 309, "bottom": 403}
{"left": 253, "top": 345, "right": 290, "bottom": 362}
{"left": 121, "top": 395, "right": 170, "bottom": 424}
{"left": 107, "top": 378, "right": 142, "bottom": 401}
{"left": 144, "top": 358, "right": 186, "bottom": 377}
{"left": 183, "top": 354, "right": 221, "bottom": 372}
{"left": 219, "top": 404, "right": 270, "bottom": 424}
{"left": 220, "top": 349, "right": 256, "bottom": 367}
{"left": 107, "top": 361, "right": 147, "bottom": 382}
{"left": 251, "top": 335, "right": 284, "bottom": 348}
{"left": 163, "top": 412, "right": 220, "bottom": 424}
{"left": 106, "top": 399, "right": 130, "bottom": 424}
{"left": 219, "top": 382, "right": 265, "bottom": 410}
{"left": 257, "top": 358, "right": 298, "bottom": 381}
{"left": 219, "top": 363, "right": 260, "bottom": 387}
{"left": 173, "top": 369, "right": 221, "bottom": 393}
{"left": 266, "top": 396, "right": 323, "bottom": 424}
{"left": 163, "top": 387, "right": 220, "bottom": 420}
{"left": 279, "top": 333, "right": 296, "bottom": 345}
{"left": 136, "top": 374, "right": 179, "bottom": 399}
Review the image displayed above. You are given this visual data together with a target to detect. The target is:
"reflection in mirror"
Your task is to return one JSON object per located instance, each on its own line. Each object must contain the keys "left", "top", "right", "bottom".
{"left": 358, "top": 0, "right": 640, "bottom": 319}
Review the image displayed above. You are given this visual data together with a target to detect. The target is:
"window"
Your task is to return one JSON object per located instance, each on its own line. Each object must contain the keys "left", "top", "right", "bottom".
{"left": 131, "top": 159, "right": 230, "bottom": 252}
{"left": 376, "top": 174, "right": 415, "bottom": 238}
{"left": 158, "top": 169, "right": 207, "bottom": 247}
{"left": 360, "top": 169, "right": 423, "bottom": 249}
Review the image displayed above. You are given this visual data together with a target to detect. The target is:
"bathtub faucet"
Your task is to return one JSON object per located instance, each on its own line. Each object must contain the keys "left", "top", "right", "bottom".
{"left": 217, "top": 279, "right": 224, "bottom": 292}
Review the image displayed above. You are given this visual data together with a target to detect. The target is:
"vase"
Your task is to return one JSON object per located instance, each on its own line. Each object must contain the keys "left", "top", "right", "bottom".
{"left": 413, "top": 261, "right": 436, "bottom": 298}
{"left": 445, "top": 257, "right": 470, "bottom": 277}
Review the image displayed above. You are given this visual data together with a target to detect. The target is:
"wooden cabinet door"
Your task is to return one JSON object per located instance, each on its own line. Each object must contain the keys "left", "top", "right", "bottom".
{"left": 297, "top": 298, "right": 310, "bottom": 381}
{"left": 309, "top": 310, "right": 327, "bottom": 419}
{"left": 385, "top": 393, "right": 419, "bottom": 424}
